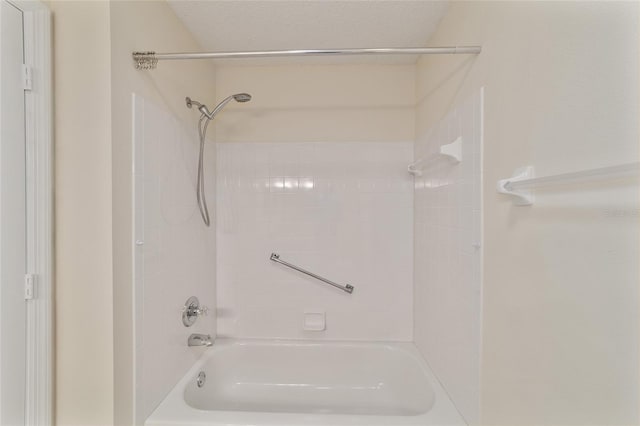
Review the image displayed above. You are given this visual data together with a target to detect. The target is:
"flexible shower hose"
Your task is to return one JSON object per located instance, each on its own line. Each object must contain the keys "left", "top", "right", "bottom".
{"left": 197, "top": 114, "right": 212, "bottom": 227}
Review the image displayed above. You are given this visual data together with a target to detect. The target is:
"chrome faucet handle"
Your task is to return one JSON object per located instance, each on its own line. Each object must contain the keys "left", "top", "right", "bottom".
{"left": 194, "top": 305, "right": 209, "bottom": 316}
{"left": 182, "top": 296, "right": 208, "bottom": 327}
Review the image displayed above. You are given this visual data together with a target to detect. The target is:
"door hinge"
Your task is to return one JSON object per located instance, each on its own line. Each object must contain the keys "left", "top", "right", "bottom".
{"left": 22, "top": 64, "right": 33, "bottom": 91}
{"left": 24, "top": 273, "right": 36, "bottom": 300}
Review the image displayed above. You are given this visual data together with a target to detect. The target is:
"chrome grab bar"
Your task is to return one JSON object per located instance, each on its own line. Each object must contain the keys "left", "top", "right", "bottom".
{"left": 270, "top": 253, "right": 354, "bottom": 294}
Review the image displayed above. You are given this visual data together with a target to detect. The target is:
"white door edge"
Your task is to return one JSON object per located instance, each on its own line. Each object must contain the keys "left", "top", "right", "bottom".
{"left": 13, "top": 1, "right": 53, "bottom": 425}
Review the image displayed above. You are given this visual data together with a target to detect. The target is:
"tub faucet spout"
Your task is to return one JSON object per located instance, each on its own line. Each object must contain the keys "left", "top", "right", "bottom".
{"left": 188, "top": 333, "right": 213, "bottom": 347}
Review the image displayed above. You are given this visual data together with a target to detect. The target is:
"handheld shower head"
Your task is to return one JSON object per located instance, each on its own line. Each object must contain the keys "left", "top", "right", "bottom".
{"left": 207, "top": 93, "right": 252, "bottom": 119}
{"left": 233, "top": 93, "right": 252, "bottom": 103}
{"left": 185, "top": 92, "right": 252, "bottom": 227}
{"left": 186, "top": 93, "right": 252, "bottom": 120}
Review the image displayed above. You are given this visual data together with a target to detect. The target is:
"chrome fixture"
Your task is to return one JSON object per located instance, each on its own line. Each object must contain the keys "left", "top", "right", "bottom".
{"left": 186, "top": 93, "right": 252, "bottom": 226}
{"left": 182, "top": 296, "right": 209, "bottom": 327}
{"left": 186, "top": 93, "right": 251, "bottom": 120}
{"left": 196, "top": 371, "right": 206, "bottom": 388}
{"left": 188, "top": 333, "right": 213, "bottom": 347}
{"left": 270, "top": 253, "right": 354, "bottom": 294}
{"left": 133, "top": 46, "right": 482, "bottom": 70}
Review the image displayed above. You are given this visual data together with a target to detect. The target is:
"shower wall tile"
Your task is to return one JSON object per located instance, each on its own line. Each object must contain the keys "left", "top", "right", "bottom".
{"left": 216, "top": 141, "right": 414, "bottom": 341}
{"left": 132, "top": 94, "right": 217, "bottom": 423}
{"left": 413, "top": 89, "right": 483, "bottom": 424}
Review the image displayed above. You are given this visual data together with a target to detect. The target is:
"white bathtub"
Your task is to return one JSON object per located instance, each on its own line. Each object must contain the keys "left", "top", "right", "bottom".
{"left": 145, "top": 339, "right": 466, "bottom": 426}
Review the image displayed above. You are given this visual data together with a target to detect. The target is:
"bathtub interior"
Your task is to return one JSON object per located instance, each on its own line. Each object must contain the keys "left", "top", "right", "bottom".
{"left": 183, "top": 342, "right": 436, "bottom": 416}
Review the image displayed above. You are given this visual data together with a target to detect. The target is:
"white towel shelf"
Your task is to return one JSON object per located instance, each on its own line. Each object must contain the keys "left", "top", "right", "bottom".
{"left": 497, "top": 162, "right": 639, "bottom": 206}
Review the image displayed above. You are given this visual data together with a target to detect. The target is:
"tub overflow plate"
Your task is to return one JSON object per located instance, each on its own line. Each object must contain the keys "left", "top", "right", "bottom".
{"left": 196, "top": 371, "right": 206, "bottom": 388}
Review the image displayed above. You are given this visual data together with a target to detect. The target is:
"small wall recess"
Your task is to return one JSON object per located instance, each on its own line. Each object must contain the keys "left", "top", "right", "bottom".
{"left": 303, "top": 312, "right": 326, "bottom": 331}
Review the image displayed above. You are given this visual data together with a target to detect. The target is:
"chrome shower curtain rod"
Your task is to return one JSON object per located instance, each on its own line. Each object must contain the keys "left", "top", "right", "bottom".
{"left": 132, "top": 46, "right": 482, "bottom": 70}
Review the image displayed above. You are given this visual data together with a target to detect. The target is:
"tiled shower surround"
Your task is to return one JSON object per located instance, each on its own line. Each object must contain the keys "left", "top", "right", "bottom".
{"left": 133, "top": 93, "right": 483, "bottom": 425}
{"left": 414, "top": 89, "right": 483, "bottom": 423}
{"left": 133, "top": 94, "right": 217, "bottom": 423}
{"left": 216, "top": 142, "right": 414, "bottom": 341}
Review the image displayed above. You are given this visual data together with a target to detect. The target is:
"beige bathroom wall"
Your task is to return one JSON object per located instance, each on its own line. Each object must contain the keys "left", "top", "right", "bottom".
{"left": 109, "top": 1, "right": 217, "bottom": 424}
{"left": 51, "top": 0, "right": 217, "bottom": 424}
{"left": 416, "top": 2, "right": 639, "bottom": 425}
{"left": 214, "top": 64, "right": 415, "bottom": 143}
{"left": 50, "top": 1, "right": 114, "bottom": 425}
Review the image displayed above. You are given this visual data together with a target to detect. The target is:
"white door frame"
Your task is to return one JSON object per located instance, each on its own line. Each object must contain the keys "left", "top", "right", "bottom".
{"left": 8, "top": 1, "right": 53, "bottom": 424}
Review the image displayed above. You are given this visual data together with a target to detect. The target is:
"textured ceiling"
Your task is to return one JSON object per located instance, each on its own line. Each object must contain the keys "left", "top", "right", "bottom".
{"left": 167, "top": 0, "right": 449, "bottom": 65}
